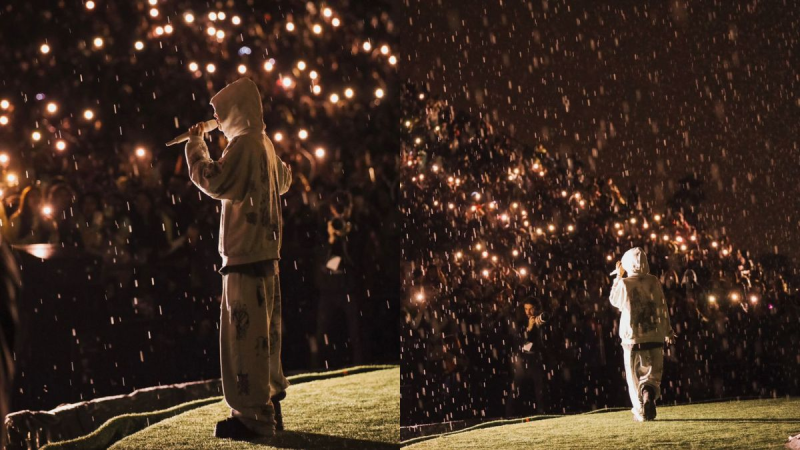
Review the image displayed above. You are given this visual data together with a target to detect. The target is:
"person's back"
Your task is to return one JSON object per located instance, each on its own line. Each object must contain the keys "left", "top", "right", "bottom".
{"left": 609, "top": 248, "right": 671, "bottom": 345}
{"left": 186, "top": 78, "right": 292, "bottom": 269}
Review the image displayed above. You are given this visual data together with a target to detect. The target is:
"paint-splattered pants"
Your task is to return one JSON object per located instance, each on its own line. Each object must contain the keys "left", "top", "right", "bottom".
{"left": 622, "top": 344, "right": 663, "bottom": 418}
{"left": 220, "top": 268, "right": 289, "bottom": 436}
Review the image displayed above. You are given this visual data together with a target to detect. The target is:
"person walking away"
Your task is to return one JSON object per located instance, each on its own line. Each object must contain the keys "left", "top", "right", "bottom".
{"left": 609, "top": 247, "right": 676, "bottom": 422}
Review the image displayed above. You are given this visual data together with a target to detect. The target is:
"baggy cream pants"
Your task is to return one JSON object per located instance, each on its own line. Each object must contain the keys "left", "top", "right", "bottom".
{"left": 622, "top": 344, "right": 663, "bottom": 417}
{"left": 220, "top": 270, "right": 290, "bottom": 436}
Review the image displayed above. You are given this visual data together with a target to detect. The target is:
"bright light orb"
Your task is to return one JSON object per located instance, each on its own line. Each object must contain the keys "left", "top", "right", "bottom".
{"left": 323, "top": 8, "right": 332, "bottom": 17}
{"left": 83, "top": 109, "right": 94, "bottom": 120}
{"left": 188, "top": 61, "right": 199, "bottom": 71}
{"left": 374, "top": 88, "right": 384, "bottom": 98}
{"left": 749, "top": 295, "right": 758, "bottom": 303}
{"left": 309, "top": 70, "right": 318, "bottom": 80}
{"left": 281, "top": 77, "right": 293, "bottom": 88}
{"left": 55, "top": 140, "right": 66, "bottom": 151}
{"left": 42, "top": 206, "right": 53, "bottom": 216}
{"left": 314, "top": 147, "right": 325, "bottom": 159}
{"left": 216, "top": 30, "right": 225, "bottom": 39}
{"left": 207, "top": 27, "right": 216, "bottom": 36}
{"left": 0, "top": 100, "right": 8, "bottom": 109}
{"left": 237, "top": 64, "right": 247, "bottom": 74}
{"left": 332, "top": 18, "right": 340, "bottom": 27}
{"left": 519, "top": 268, "right": 528, "bottom": 276}
{"left": 93, "top": 37, "right": 104, "bottom": 48}
{"left": 184, "top": 12, "right": 195, "bottom": 23}
{"left": 388, "top": 55, "right": 398, "bottom": 65}
{"left": 0, "top": 116, "right": 7, "bottom": 126}
{"left": 40, "top": 44, "right": 51, "bottom": 54}
{"left": 164, "top": 24, "right": 173, "bottom": 34}
{"left": 380, "top": 45, "right": 389, "bottom": 54}
{"left": 286, "top": 22, "right": 295, "bottom": 32}
{"left": 0, "top": 154, "right": 8, "bottom": 164}
{"left": 155, "top": 26, "right": 164, "bottom": 36}
{"left": 206, "top": 63, "right": 216, "bottom": 73}
{"left": 344, "top": 88, "right": 354, "bottom": 98}
{"left": 232, "top": 16, "right": 241, "bottom": 25}
{"left": 362, "top": 41, "right": 372, "bottom": 51}
{"left": 329, "top": 93, "right": 339, "bottom": 103}
{"left": 217, "top": 12, "right": 226, "bottom": 20}
{"left": 86, "top": 1, "right": 95, "bottom": 10}
{"left": 312, "top": 85, "right": 321, "bottom": 94}
{"left": 6, "top": 173, "right": 17, "bottom": 184}
{"left": 32, "top": 131, "right": 42, "bottom": 141}
{"left": 134, "top": 41, "right": 144, "bottom": 50}
{"left": 298, "top": 129, "right": 308, "bottom": 140}
{"left": 149, "top": 8, "right": 158, "bottom": 17}
{"left": 135, "top": 147, "right": 146, "bottom": 158}
{"left": 708, "top": 295, "right": 717, "bottom": 303}
{"left": 147, "top": 0, "right": 156, "bottom": 5}
{"left": 208, "top": 12, "right": 217, "bottom": 21}
{"left": 273, "top": 132, "right": 283, "bottom": 142}
{"left": 312, "top": 24, "right": 322, "bottom": 34}
{"left": 264, "top": 61, "right": 274, "bottom": 72}
{"left": 296, "top": 60, "right": 306, "bottom": 70}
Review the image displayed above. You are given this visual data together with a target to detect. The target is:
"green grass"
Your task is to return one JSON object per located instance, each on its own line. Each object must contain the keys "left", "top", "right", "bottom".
{"left": 108, "top": 367, "right": 399, "bottom": 449}
{"left": 403, "top": 398, "right": 800, "bottom": 449}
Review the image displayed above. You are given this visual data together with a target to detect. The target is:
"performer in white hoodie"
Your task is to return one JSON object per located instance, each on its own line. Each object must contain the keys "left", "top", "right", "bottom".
{"left": 609, "top": 247, "right": 676, "bottom": 422}
{"left": 186, "top": 77, "right": 292, "bottom": 439}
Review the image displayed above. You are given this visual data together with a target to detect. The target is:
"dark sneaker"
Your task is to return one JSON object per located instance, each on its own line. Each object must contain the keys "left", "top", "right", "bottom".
{"left": 214, "top": 417, "right": 260, "bottom": 440}
{"left": 642, "top": 386, "right": 657, "bottom": 421}
{"left": 272, "top": 391, "right": 287, "bottom": 431}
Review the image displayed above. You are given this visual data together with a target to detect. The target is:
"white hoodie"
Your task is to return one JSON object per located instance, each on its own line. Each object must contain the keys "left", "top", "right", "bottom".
{"left": 185, "top": 78, "right": 291, "bottom": 268}
{"left": 609, "top": 247, "right": 673, "bottom": 345}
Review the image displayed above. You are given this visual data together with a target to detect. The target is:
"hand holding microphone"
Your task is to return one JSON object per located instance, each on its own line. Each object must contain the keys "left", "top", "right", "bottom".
{"left": 165, "top": 119, "right": 218, "bottom": 146}
{"left": 610, "top": 260, "right": 626, "bottom": 277}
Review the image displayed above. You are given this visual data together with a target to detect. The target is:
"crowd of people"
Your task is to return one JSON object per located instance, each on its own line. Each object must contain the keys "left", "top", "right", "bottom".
{"left": 400, "top": 84, "right": 800, "bottom": 426}
{"left": 0, "top": 0, "right": 399, "bottom": 412}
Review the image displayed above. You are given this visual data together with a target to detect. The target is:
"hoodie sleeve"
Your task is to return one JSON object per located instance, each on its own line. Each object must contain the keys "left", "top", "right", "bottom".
{"left": 609, "top": 276, "right": 627, "bottom": 310}
{"left": 655, "top": 280, "right": 675, "bottom": 335}
{"left": 185, "top": 135, "right": 250, "bottom": 201}
{"left": 277, "top": 157, "right": 292, "bottom": 195}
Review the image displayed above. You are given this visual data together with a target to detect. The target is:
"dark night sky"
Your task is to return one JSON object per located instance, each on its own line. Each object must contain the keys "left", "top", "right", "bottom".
{"left": 399, "top": 0, "right": 799, "bottom": 263}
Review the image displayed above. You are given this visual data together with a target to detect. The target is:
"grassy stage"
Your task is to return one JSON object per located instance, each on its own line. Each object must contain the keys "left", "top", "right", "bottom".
{"left": 403, "top": 397, "right": 800, "bottom": 449}
{"left": 43, "top": 366, "right": 399, "bottom": 449}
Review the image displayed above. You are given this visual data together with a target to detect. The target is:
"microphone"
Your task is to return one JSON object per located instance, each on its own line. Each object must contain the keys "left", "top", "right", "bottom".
{"left": 165, "top": 120, "right": 218, "bottom": 146}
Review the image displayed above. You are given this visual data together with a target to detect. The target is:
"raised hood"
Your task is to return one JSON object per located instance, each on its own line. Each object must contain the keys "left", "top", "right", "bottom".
{"left": 621, "top": 247, "right": 650, "bottom": 276}
{"left": 210, "top": 78, "right": 265, "bottom": 140}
